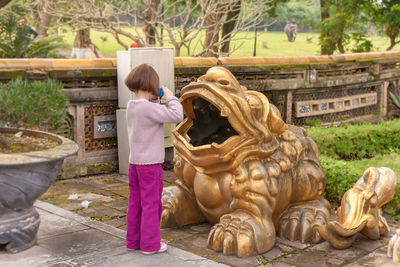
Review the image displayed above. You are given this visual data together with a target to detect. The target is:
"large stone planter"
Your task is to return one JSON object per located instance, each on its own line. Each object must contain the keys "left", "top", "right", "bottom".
{"left": 0, "top": 128, "right": 79, "bottom": 253}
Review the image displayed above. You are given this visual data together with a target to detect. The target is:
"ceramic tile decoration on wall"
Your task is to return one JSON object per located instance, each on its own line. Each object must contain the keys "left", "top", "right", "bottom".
{"left": 295, "top": 92, "right": 378, "bottom": 118}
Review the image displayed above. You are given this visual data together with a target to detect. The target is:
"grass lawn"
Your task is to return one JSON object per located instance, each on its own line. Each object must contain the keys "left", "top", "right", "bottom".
{"left": 349, "top": 153, "right": 400, "bottom": 182}
{"left": 59, "top": 28, "right": 400, "bottom": 58}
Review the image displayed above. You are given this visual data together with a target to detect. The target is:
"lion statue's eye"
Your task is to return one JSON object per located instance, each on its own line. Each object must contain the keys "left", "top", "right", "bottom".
{"left": 218, "top": 79, "right": 230, "bottom": 86}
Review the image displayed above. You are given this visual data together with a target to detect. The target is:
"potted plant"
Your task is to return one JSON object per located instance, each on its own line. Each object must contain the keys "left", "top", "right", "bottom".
{"left": 0, "top": 78, "right": 78, "bottom": 253}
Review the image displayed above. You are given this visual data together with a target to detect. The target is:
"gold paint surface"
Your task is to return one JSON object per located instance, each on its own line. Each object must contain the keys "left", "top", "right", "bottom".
{"left": 162, "top": 66, "right": 331, "bottom": 257}
{"left": 388, "top": 229, "right": 400, "bottom": 263}
{"left": 317, "top": 167, "right": 397, "bottom": 249}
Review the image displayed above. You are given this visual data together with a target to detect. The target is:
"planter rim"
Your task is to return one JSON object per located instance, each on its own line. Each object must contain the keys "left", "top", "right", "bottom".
{"left": 0, "top": 127, "right": 79, "bottom": 166}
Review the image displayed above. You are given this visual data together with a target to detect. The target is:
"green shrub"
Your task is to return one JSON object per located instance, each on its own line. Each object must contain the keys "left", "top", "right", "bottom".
{"left": 320, "top": 155, "right": 400, "bottom": 218}
{"left": 0, "top": 78, "right": 68, "bottom": 131}
{"left": 320, "top": 155, "right": 363, "bottom": 206}
{"left": 307, "top": 120, "right": 400, "bottom": 160}
{"left": 304, "top": 119, "right": 323, "bottom": 127}
{"left": 0, "top": 14, "right": 66, "bottom": 58}
{"left": 385, "top": 189, "right": 400, "bottom": 219}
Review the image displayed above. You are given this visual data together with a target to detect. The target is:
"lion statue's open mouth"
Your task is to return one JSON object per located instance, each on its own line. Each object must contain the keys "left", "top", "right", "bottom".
{"left": 183, "top": 97, "right": 238, "bottom": 147}
{"left": 173, "top": 67, "right": 287, "bottom": 175}
{"left": 161, "top": 66, "right": 396, "bottom": 257}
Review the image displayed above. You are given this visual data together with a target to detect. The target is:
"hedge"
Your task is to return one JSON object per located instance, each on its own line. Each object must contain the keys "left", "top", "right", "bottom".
{"left": 307, "top": 119, "right": 400, "bottom": 160}
{"left": 320, "top": 155, "right": 400, "bottom": 218}
{"left": 307, "top": 120, "right": 400, "bottom": 219}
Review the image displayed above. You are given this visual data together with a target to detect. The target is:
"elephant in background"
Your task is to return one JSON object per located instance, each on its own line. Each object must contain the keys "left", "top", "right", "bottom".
{"left": 284, "top": 20, "right": 297, "bottom": 42}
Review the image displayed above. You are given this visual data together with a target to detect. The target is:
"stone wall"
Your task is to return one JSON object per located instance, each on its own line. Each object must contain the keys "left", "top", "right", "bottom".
{"left": 1, "top": 51, "right": 400, "bottom": 177}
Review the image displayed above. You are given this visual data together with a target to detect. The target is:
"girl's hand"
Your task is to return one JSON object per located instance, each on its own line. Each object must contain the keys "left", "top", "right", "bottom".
{"left": 161, "top": 87, "right": 174, "bottom": 100}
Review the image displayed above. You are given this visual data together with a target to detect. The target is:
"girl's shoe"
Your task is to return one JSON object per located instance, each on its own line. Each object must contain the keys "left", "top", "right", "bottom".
{"left": 142, "top": 242, "right": 167, "bottom": 255}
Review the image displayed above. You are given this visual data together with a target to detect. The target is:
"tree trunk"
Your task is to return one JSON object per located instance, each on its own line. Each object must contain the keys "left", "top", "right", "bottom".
{"left": 0, "top": 0, "right": 12, "bottom": 9}
{"left": 203, "top": 2, "right": 227, "bottom": 57}
{"left": 220, "top": 0, "right": 241, "bottom": 56}
{"left": 335, "top": 3, "right": 346, "bottom": 54}
{"left": 204, "top": 23, "right": 220, "bottom": 57}
{"left": 386, "top": 27, "right": 400, "bottom": 51}
{"left": 320, "top": 0, "right": 334, "bottom": 55}
{"left": 143, "top": 0, "right": 160, "bottom": 46}
{"left": 337, "top": 40, "right": 345, "bottom": 53}
{"left": 72, "top": 29, "right": 100, "bottom": 59}
{"left": 387, "top": 37, "right": 398, "bottom": 51}
{"left": 37, "top": 1, "right": 52, "bottom": 36}
{"left": 30, "top": 0, "right": 53, "bottom": 36}
{"left": 175, "top": 45, "right": 181, "bottom": 57}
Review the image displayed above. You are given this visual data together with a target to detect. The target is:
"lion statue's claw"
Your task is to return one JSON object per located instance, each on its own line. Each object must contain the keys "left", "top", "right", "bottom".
{"left": 277, "top": 199, "right": 330, "bottom": 244}
{"left": 160, "top": 203, "right": 177, "bottom": 228}
{"left": 207, "top": 212, "right": 274, "bottom": 258}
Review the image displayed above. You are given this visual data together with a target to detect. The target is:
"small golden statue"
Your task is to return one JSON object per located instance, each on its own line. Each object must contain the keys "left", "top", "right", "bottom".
{"left": 388, "top": 228, "right": 400, "bottom": 263}
{"left": 317, "top": 167, "right": 397, "bottom": 249}
{"left": 161, "top": 66, "right": 331, "bottom": 257}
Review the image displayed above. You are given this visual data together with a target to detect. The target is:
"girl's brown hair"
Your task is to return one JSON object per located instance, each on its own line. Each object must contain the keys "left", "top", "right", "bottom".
{"left": 124, "top": 64, "right": 160, "bottom": 95}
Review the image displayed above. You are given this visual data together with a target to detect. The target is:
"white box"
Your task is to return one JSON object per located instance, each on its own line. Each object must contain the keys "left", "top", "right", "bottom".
{"left": 117, "top": 48, "right": 174, "bottom": 109}
{"left": 116, "top": 109, "right": 129, "bottom": 174}
{"left": 117, "top": 47, "right": 175, "bottom": 174}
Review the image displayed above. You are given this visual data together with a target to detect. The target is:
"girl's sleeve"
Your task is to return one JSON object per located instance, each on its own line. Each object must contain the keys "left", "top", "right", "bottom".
{"left": 148, "top": 96, "right": 183, "bottom": 124}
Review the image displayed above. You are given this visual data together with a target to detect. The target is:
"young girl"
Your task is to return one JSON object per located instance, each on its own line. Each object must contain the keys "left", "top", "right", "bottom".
{"left": 124, "top": 64, "right": 183, "bottom": 254}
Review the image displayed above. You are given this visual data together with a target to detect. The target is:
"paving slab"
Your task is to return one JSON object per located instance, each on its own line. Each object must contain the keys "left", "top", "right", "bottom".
{"left": 37, "top": 209, "right": 89, "bottom": 239}
{"left": 0, "top": 200, "right": 227, "bottom": 267}
{"left": 349, "top": 251, "right": 399, "bottom": 267}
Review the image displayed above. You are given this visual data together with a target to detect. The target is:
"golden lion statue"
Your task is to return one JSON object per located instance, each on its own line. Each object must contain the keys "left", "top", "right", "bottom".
{"left": 161, "top": 66, "right": 331, "bottom": 257}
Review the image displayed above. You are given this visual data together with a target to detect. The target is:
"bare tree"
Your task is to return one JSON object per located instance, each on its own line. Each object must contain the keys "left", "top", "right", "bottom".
{"left": 50, "top": 0, "right": 274, "bottom": 57}
{"left": 71, "top": 28, "right": 101, "bottom": 58}
{"left": 30, "top": 0, "right": 54, "bottom": 36}
{"left": 201, "top": 0, "right": 274, "bottom": 57}
{"left": 203, "top": 1, "right": 228, "bottom": 57}
{"left": 220, "top": 0, "right": 242, "bottom": 56}
{"left": 143, "top": 0, "right": 160, "bottom": 46}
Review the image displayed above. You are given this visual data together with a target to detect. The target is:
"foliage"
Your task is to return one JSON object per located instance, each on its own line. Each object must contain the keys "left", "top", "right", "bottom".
{"left": 0, "top": 13, "right": 65, "bottom": 58}
{"left": 310, "top": 120, "right": 400, "bottom": 218}
{"left": 304, "top": 119, "right": 322, "bottom": 127}
{"left": 318, "top": 0, "right": 376, "bottom": 54}
{"left": 389, "top": 87, "right": 400, "bottom": 119}
{"left": 365, "top": 0, "right": 400, "bottom": 51}
{"left": 349, "top": 33, "right": 373, "bottom": 53}
{"left": 391, "top": 91, "right": 400, "bottom": 109}
{"left": 307, "top": 120, "right": 400, "bottom": 160}
{"left": 318, "top": 0, "right": 400, "bottom": 54}
{"left": 321, "top": 155, "right": 400, "bottom": 218}
{"left": 320, "top": 155, "right": 362, "bottom": 206}
{"left": 0, "top": 78, "right": 69, "bottom": 131}
{"left": 268, "top": 0, "right": 320, "bottom": 32}
{"left": 385, "top": 186, "right": 400, "bottom": 219}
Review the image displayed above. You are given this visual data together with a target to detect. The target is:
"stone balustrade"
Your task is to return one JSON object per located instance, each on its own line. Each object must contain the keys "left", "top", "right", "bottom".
{"left": 1, "top": 51, "right": 399, "bottom": 177}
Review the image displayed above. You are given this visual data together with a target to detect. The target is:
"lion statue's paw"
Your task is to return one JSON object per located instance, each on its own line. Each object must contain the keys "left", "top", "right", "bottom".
{"left": 207, "top": 211, "right": 275, "bottom": 257}
{"left": 277, "top": 198, "right": 330, "bottom": 244}
{"left": 160, "top": 202, "right": 177, "bottom": 228}
{"left": 388, "top": 228, "right": 400, "bottom": 263}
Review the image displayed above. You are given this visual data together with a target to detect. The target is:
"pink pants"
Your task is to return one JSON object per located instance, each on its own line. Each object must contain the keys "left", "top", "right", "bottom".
{"left": 126, "top": 163, "right": 163, "bottom": 252}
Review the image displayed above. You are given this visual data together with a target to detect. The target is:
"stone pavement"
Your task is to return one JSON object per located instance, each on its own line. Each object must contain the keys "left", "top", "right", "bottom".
{"left": 2, "top": 172, "right": 399, "bottom": 267}
{"left": 0, "top": 200, "right": 227, "bottom": 267}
